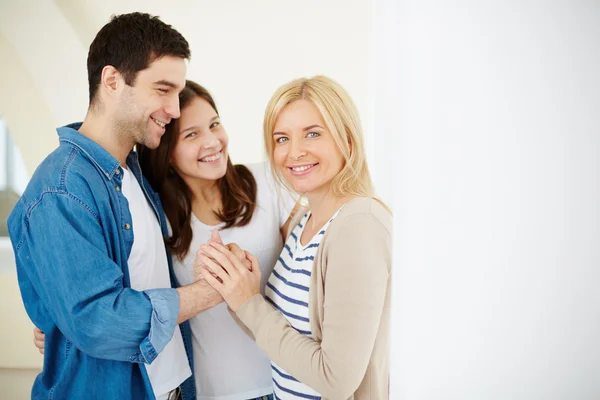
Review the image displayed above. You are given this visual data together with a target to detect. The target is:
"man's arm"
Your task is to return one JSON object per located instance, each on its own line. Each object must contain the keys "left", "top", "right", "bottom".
{"left": 11, "top": 193, "right": 180, "bottom": 364}
{"left": 176, "top": 279, "right": 221, "bottom": 324}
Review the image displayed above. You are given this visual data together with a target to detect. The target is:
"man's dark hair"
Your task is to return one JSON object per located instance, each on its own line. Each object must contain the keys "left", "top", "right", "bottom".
{"left": 87, "top": 12, "right": 191, "bottom": 105}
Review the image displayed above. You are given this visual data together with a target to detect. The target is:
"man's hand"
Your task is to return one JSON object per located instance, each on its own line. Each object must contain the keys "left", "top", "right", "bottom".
{"left": 33, "top": 327, "right": 45, "bottom": 354}
{"left": 194, "top": 278, "right": 224, "bottom": 308}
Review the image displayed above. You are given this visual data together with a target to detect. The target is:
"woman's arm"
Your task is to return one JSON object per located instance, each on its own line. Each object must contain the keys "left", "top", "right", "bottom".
{"left": 203, "top": 212, "right": 391, "bottom": 398}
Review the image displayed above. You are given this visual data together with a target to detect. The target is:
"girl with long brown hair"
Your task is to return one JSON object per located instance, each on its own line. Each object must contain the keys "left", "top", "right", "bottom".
{"left": 138, "top": 80, "right": 295, "bottom": 400}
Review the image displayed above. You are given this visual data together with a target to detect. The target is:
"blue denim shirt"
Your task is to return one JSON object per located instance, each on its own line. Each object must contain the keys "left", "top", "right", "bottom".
{"left": 7, "top": 123, "right": 196, "bottom": 400}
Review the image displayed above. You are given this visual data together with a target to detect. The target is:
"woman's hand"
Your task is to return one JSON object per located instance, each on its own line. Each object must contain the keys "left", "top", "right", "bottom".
{"left": 193, "top": 229, "right": 251, "bottom": 282}
{"left": 33, "top": 327, "right": 45, "bottom": 354}
{"left": 198, "top": 241, "right": 262, "bottom": 312}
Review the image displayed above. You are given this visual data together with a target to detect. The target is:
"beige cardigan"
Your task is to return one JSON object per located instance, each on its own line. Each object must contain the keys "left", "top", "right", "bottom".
{"left": 235, "top": 196, "right": 392, "bottom": 399}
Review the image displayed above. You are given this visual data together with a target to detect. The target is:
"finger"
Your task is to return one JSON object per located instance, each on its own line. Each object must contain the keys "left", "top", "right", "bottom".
{"left": 200, "top": 266, "right": 225, "bottom": 289}
{"left": 207, "top": 241, "right": 246, "bottom": 273}
{"left": 33, "top": 329, "right": 45, "bottom": 340}
{"left": 242, "top": 250, "right": 252, "bottom": 271}
{"left": 192, "top": 255, "right": 209, "bottom": 281}
{"left": 200, "top": 267, "right": 223, "bottom": 284}
{"left": 197, "top": 252, "right": 223, "bottom": 281}
{"left": 200, "top": 244, "right": 240, "bottom": 276}
{"left": 228, "top": 243, "right": 251, "bottom": 270}
{"left": 227, "top": 242, "right": 245, "bottom": 261}
{"left": 199, "top": 252, "right": 231, "bottom": 282}
{"left": 211, "top": 228, "right": 224, "bottom": 244}
{"left": 197, "top": 249, "right": 227, "bottom": 274}
{"left": 246, "top": 252, "right": 262, "bottom": 277}
{"left": 33, "top": 337, "right": 44, "bottom": 353}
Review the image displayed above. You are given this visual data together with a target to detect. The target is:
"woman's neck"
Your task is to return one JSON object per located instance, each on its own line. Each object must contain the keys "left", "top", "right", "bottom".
{"left": 186, "top": 177, "right": 223, "bottom": 225}
{"left": 304, "top": 189, "right": 353, "bottom": 233}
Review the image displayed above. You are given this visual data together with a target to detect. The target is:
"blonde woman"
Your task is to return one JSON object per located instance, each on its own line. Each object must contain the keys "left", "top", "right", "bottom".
{"left": 198, "top": 76, "right": 392, "bottom": 399}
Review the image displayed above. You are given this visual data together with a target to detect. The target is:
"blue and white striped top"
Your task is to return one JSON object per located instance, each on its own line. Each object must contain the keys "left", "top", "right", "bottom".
{"left": 265, "top": 207, "right": 343, "bottom": 400}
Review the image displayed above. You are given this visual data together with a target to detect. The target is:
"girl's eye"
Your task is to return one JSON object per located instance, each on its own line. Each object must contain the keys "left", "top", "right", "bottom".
{"left": 307, "top": 131, "right": 320, "bottom": 138}
{"left": 275, "top": 137, "right": 288, "bottom": 144}
{"left": 185, "top": 132, "right": 197, "bottom": 139}
{"left": 210, "top": 121, "right": 220, "bottom": 129}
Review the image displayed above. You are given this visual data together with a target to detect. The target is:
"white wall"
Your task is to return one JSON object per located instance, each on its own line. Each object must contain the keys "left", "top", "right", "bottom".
{"left": 0, "top": 0, "right": 373, "bottom": 170}
{"left": 379, "top": 1, "right": 600, "bottom": 398}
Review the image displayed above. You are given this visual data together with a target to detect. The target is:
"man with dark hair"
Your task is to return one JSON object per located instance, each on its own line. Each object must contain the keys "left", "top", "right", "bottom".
{"left": 8, "top": 12, "right": 224, "bottom": 400}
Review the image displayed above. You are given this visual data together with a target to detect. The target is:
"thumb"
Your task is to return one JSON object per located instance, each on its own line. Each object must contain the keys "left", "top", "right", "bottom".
{"left": 211, "top": 228, "right": 224, "bottom": 245}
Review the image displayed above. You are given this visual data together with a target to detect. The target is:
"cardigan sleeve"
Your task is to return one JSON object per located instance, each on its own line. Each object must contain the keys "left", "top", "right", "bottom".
{"left": 235, "top": 211, "right": 391, "bottom": 398}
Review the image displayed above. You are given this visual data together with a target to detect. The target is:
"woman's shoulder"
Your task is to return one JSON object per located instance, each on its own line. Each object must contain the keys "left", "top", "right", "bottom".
{"left": 334, "top": 196, "right": 392, "bottom": 232}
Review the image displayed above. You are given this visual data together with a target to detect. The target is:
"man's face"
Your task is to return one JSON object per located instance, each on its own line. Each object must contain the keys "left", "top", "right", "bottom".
{"left": 114, "top": 55, "right": 187, "bottom": 149}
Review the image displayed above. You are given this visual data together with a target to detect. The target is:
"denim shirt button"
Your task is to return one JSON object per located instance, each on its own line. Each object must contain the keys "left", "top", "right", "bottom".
{"left": 115, "top": 186, "right": 120, "bottom": 191}
{"left": 124, "top": 223, "right": 131, "bottom": 230}
{"left": 115, "top": 169, "right": 120, "bottom": 175}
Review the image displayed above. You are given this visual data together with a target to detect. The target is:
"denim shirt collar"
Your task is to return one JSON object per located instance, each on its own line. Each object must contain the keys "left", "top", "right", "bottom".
{"left": 57, "top": 122, "right": 124, "bottom": 180}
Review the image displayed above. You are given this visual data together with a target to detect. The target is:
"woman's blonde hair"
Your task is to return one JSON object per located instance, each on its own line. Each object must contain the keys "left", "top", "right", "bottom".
{"left": 263, "top": 75, "right": 376, "bottom": 200}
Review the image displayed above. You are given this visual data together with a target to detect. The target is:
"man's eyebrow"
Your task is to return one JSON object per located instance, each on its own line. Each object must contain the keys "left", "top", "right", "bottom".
{"left": 153, "top": 80, "right": 179, "bottom": 88}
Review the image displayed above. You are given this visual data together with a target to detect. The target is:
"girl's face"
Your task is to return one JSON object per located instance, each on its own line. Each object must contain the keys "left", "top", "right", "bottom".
{"left": 171, "top": 97, "right": 229, "bottom": 184}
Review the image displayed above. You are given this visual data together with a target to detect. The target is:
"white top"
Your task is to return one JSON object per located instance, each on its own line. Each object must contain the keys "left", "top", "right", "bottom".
{"left": 172, "top": 162, "right": 295, "bottom": 400}
{"left": 121, "top": 168, "right": 192, "bottom": 399}
{"left": 265, "top": 207, "right": 343, "bottom": 399}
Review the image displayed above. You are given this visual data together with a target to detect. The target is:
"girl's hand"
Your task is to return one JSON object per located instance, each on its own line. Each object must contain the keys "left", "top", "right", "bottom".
{"left": 198, "top": 241, "right": 262, "bottom": 312}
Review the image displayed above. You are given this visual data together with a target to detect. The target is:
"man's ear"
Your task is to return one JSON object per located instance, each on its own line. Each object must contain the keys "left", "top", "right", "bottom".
{"left": 100, "top": 65, "right": 121, "bottom": 97}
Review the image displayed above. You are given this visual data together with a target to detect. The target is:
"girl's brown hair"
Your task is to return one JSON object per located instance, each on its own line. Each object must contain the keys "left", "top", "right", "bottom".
{"left": 139, "top": 80, "right": 257, "bottom": 260}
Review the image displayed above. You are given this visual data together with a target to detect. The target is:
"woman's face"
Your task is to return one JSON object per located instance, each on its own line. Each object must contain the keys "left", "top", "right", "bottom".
{"left": 171, "top": 97, "right": 229, "bottom": 183}
{"left": 272, "top": 99, "right": 345, "bottom": 197}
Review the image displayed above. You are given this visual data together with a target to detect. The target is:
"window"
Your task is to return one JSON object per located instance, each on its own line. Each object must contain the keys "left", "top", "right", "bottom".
{"left": 0, "top": 117, "right": 28, "bottom": 236}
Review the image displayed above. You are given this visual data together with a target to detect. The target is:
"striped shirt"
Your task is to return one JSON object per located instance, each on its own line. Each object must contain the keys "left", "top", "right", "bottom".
{"left": 265, "top": 207, "right": 343, "bottom": 399}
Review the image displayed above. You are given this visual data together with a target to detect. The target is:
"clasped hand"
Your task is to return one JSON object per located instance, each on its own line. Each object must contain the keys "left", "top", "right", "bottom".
{"left": 197, "top": 230, "right": 262, "bottom": 312}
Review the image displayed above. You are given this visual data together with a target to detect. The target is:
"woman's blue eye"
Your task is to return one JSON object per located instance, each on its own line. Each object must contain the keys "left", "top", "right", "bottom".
{"left": 275, "top": 137, "right": 288, "bottom": 143}
{"left": 307, "top": 131, "right": 320, "bottom": 138}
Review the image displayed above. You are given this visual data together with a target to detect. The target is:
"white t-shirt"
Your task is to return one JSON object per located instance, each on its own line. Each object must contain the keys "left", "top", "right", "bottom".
{"left": 121, "top": 168, "right": 192, "bottom": 399}
{"left": 172, "top": 162, "right": 295, "bottom": 400}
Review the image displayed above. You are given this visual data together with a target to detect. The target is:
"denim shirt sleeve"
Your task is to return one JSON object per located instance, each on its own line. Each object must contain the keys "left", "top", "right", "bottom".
{"left": 12, "top": 192, "right": 180, "bottom": 364}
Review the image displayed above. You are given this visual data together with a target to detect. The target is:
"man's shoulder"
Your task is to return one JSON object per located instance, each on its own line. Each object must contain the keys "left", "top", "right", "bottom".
{"left": 21, "top": 143, "right": 108, "bottom": 210}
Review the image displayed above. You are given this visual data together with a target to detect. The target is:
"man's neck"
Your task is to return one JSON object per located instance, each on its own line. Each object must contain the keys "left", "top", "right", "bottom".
{"left": 79, "top": 111, "right": 134, "bottom": 166}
